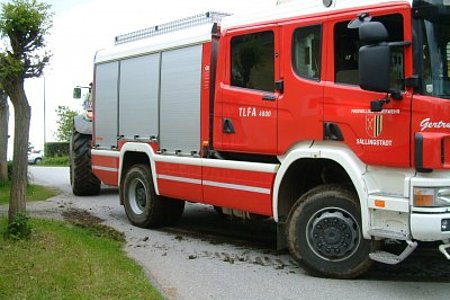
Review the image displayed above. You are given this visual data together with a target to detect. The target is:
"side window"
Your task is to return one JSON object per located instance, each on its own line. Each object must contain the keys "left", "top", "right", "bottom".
{"left": 292, "top": 25, "right": 322, "bottom": 81}
{"left": 334, "top": 14, "right": 404, "bottom": 89}
{"left": 231, "top": 31, "right": 274, "bottom": 92}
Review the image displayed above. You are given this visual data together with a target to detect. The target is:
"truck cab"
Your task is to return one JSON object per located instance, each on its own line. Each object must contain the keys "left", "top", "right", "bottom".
{"left": 212, "top": 0, "right": 450, "bottom": 268}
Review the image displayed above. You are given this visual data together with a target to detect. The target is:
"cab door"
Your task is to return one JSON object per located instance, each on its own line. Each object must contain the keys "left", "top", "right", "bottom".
{"left": 215, "top": 25, "right": 280, "bottom": 155}
{"left": 323, "top": 8, "right": 413, "bottom": 167}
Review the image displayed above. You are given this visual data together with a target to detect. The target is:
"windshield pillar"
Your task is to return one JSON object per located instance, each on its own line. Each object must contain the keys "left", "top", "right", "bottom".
{"left": 412, "top": 0, "right": 450, "bottom": 99}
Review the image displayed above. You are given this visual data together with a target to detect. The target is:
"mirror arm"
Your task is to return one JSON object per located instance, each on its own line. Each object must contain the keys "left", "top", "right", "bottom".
{"left": 389, "top": 89, "right": 403, "bottom": 100}
{"left": 388, "top": 41, "right": 411, "bottom": 48}
{"left": 370, "top": 95, "right": 390, "bottom": 112}
{"left": 370, "top": 89, "right": 403, "bottom": 112}
{"left": 405, "top": 75, "right": 420, "bottom": 89}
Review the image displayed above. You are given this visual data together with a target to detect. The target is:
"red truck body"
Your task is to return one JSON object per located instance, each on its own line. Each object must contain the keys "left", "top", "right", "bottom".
{"left": 70, "top": 0, "right": 450, "bottom": 278}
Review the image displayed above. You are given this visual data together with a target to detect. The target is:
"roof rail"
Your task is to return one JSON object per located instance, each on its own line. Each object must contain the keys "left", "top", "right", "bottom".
{"left": 276, "top": 0, "right": 335, "bottom": 7}
{"left": 114, "top": 11, "right": 231, "bottom": 45}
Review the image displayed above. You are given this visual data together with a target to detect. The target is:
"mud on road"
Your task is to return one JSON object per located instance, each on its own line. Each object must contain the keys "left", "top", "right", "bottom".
{"left": 157, "top": 205, "right": 450, "bottom": 282}
{"left": 40, "top": 200, "right": 450, "bottom": 283}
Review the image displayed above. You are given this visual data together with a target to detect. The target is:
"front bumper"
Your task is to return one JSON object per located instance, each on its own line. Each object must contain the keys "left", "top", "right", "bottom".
{"left": 411, "top": 211, "right": 450, "bottom": 241}
{"left": 411, "top": 171, "right": 450, "bottom": 241}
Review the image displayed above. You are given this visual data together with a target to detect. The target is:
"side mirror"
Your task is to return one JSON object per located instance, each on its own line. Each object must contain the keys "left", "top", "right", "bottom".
{"left": 358, "top": 22, "right": 391, "bottom": 93}
{"left": 359, "top": 21, "right": 388, "bottom": 43}
{"left": 73, "top": 87, "right": 82, "bottom": 99}
{"left": 359, "top": 43, "right": 391, "bottom": 92}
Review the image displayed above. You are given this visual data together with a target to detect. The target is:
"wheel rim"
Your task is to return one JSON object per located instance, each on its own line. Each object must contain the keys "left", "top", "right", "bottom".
{"left": 306, "top": 207, "right": 360, "bottom": 262}
{"left": 128, "top": 178, "right": 147, "bottom": 215}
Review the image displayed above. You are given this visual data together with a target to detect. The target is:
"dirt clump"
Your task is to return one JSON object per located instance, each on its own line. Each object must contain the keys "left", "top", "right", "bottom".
{"left": 62, "top": 208, "right": 124, "bottom": 241}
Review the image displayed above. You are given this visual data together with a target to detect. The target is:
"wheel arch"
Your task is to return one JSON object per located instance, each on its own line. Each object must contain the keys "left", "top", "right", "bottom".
{"left": 73, "top": 114, "right": 92, "bottom": 135}
{"left": 273, "top": 141, "right": 370, "bottom": 238}
{"left": 119, "top": 142, "right": 160, "bottom": 195}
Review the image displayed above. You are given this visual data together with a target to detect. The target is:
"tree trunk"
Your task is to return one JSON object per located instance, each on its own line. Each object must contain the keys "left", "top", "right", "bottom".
{"left": 0, "top": 90, "right": 9, "bottom": 182}
{"left": 8, "top": 82, "right": 30, "bottom": 222}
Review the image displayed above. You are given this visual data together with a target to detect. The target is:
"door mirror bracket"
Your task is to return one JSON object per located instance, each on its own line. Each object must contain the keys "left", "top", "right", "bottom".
{"left": 370, "top": 89, "right": 403, "bottom": 112}
{"left": 370, "top": 96, "right": 390, "bottom": 112}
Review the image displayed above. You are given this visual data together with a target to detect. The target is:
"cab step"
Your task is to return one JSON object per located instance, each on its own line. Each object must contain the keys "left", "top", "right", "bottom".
{"left": 439, "top": 243, "right": 450, "bottom": 260}
{"left": 368, "top": 229, "right": 417, "bottom": 265}
{"left": 368, "top": 228, "right": 409, "bottom": 240}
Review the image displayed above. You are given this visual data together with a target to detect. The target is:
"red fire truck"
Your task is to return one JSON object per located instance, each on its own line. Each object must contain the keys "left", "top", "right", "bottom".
{"left": 70, "top": 0, "right": 450, "bottom": 278}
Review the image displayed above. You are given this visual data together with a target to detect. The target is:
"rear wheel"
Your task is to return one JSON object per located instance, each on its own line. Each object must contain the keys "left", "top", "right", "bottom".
{"left": 70, "top": 127, "right": 100, "bottom": 196}
{"left": 286, "top": 184, "right": 373, "bottom": 278}
{"left": 122, "top": 164, "right": 184, "bottom": 228}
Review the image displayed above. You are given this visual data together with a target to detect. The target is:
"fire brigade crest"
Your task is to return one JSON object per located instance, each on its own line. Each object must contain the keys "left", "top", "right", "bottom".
{"left": 366, "top": 114, "right": 383, "bottom": 138}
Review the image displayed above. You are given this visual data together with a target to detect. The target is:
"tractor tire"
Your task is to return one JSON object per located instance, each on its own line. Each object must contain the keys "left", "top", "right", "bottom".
{"left": 122, "top": 164, "right": 186, "bottom": 228}
{"left": 286, "top": 184, "right": 373, "bottom": 279}
{"left": 70, "top": 128, "right": 101, "bottom": 196}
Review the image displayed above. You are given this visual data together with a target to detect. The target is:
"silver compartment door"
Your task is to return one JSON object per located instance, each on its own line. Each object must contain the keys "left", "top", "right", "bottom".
{"left": 119, "top": 54, "right": 160, "bottom": 140}
{"left": 94, "top": 62, "right": 119, "bottom": 149}
{"left": 160, "top": 44, "right": 202, "bottom": 154}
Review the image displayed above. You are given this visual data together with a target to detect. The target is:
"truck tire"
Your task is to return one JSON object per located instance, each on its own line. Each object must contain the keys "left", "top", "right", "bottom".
{"left": 122, "top": 164, "right": 184, "bottom": 228}
{"left": 286, "top": 184, "right": 373, "bottom": 278}
{"left": 161, "top": 196, "right": 185, "bottom": 225}
{"left": 70, "top": 128, "right": 101, "bottom": 196}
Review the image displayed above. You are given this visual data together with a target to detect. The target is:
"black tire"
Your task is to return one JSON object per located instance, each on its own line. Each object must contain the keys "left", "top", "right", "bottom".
{"left": 286, "top": 184, "right": 373, "bottom": 278}
{"left": 213, "top": 206, "right": 224, "bottom": 216}
{"left": 161, "top": 196, "right": 185, "bottom": 225}
{"left": 34, "top": 158, "right": 42, "bottom": 165}
{"left": 70, "top": 127, "right": 100, "bottom": 196}
{"left": 122, "top": 164, "right": 184, "bottom": 228}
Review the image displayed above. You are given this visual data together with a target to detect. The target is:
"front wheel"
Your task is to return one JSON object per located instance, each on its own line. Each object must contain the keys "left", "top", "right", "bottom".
{"left": 286, "top": 185, "right": 373, "bottom": 278}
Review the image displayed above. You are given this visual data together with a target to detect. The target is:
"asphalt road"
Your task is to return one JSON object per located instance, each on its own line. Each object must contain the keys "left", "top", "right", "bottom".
{"left": 4, "top": 166, "right": 450, "bottom": 299}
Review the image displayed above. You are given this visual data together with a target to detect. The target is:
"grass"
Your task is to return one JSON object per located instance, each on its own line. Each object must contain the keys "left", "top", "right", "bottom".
{"left": 0, "top": 217, "right": 162, "bottom": 300}
{"left": 0, "top": 181, "right": 59, "bottom": 205}
{"left": 40, "top": 156, "right": 70, "bottom": 166}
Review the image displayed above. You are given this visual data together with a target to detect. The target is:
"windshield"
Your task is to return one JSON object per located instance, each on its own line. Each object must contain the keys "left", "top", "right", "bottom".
{"left": 414, "top": 0, "right": 450, "bottom": 98}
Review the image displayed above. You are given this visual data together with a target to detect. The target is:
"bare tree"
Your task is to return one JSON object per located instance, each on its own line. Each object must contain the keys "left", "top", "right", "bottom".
{"left": 0, "top": 0, "right": 52, "bottom": 222}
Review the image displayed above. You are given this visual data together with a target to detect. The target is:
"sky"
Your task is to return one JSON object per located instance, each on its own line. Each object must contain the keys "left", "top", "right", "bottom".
{"left": 2, "top": 0, "right": 276, "bottom": 158}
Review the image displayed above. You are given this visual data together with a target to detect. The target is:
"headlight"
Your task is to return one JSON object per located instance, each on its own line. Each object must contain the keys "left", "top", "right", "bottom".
{"left": 414, "top": 187, "right": 450, "bottom": 207}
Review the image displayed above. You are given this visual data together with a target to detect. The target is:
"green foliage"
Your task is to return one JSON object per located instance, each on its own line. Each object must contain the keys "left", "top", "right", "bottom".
{"left": 0, "top": 181, "right": 59, "bottom": 204}
{"left": 0, "top": 0, "right": 53, "bottom": 87}
{"left": 44, "top": 142, "right": 69, "bottom": 158}
{"left": 0, "top": 218, "right": 162, "bottom": 299}
{"left": 55, "top": 105, "right": 78, "bottom": 142}
{"left": 4, "top": 213, "right": 31, "bottom": 240}
{"left": 41, "top": 156, "right": 69, "bottom": 166}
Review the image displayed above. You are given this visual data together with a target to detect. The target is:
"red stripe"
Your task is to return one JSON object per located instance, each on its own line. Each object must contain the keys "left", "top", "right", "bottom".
{"left": 91, "top": 154, "right": 119, "bottom": 186}
{"left": 155, "top": 161, "right": 274, "bottom": 216}
{"left": 203, "top": 166, "right": 274, "bottom": 216}
{"left": 155, "top": 161, "right": 201, "bottom": 179}
{"left": 156, "top": 162, "right": 202, "bottom": 202}
{"left": 92, "top": 155, "right": 118, "bottom": 169}
{"left": 203, "top": 166, "right": 274, "bottom": 189}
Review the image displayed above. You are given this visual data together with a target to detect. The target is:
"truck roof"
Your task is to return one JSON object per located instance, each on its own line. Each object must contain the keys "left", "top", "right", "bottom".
{"left": 95, "top": 12, "right": 229, "bottom": 64}
{"left": 95, "top": 0, "right": 413, "bottom": 64}
{"left": 222, "top": 0, "right": 413, "bottom": 30}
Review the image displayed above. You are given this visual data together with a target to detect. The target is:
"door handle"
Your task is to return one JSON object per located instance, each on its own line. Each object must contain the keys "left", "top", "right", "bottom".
{"left": 262, "top": 94, "right": 276, "bottom": 101}
{"left": 223, "top": 118, "right": 235, "bottom": 134}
